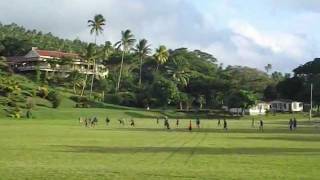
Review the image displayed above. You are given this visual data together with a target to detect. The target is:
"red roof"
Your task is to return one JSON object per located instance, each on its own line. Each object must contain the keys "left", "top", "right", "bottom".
{"left": 35, "top": 50, "right": 79, "bottom": 59}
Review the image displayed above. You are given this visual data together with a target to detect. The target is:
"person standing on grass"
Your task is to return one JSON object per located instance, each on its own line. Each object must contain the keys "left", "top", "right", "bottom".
{"left": 289, "top": 118, "right": 293, "bottom": 131}
{"left": 251, "top": 117, "right": 255, "bottom": 128}
{"left": 188, "top": 120, "right": 192, "bottom": 131}
{"left": 259, "top": 120, "right": 264, "bottom": 132}
{"left": 293, "top": 118, "right": 297, "bottom": 130}
{"left": 196, "top": 117, "right": 200, "bottom": 128}
{"left": 164, "top": 117, "right": 170, "bottom": 129}
{"left": 84, "top": 117, "right": 88, "bottom": 127}
{"left": 130, "top": 118, "right": 135, "bottom": 127}
{"left": 105, "top": 117, "right": 110, "bottom": 126}
{"left": 176, "top": 119, "right": 180, "bottom": 127}
{"left": 223, "top": 119, "right": 228, "bottom": 131}
{"left": 156, "top": 117, "right": 159, "bottom": 124}
{"left": 217, "top": 119, "right": 221, "bottom": 127}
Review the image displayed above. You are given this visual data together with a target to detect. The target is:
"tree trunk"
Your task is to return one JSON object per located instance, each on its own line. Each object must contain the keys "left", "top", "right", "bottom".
{"left": 156, "top": 63, "right": 159, "bottom": 72}
{"left": 139, "top": 57, "right": 143, "bottom": 87}
{"left": 116, "top": 50, "right": 125, "bottom": 93}
{"left": 89, "top": 59, "right": 95, "bottom": 98}
{"left": 73, "top": 83, "right": 76, "bottom": 95}
{"left": 80, "top": 64, "right": 90, "bottom": 97}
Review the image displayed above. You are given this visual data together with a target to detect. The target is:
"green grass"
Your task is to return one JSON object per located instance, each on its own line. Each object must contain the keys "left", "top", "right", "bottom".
{"left": 1, "top": 105, "right": 320, "bottom": 179}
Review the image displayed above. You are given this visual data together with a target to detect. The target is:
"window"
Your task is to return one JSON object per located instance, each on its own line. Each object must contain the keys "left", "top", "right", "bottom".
{"left": 293, "top": 103, "right": 297, "bottom": 109}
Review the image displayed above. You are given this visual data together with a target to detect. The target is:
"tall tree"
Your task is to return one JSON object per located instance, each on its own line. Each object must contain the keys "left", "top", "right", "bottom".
{"left": 264, "top": 64, "right": 272, "bottom": 74}
{"left": 101, "top": 41, "right": 113, "bottom": 64}
{"left": 154, "top": 45, "right": 169, "bottom": 71}
{"left": 134, "top": 39, "right": 151, "bottom": 87}
{"left": 80, "top": 43, "right": 98, "bottom": 96}
{"left": 88, "top": 14, "right": 106, "bottom": 98}
{"left": 115, "top": 29, "right": 136, "bottom": 93}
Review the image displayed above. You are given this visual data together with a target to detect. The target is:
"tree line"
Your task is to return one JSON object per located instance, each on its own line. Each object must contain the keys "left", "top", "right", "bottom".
{"left": 1, "top": 14, "right": 315, "bottom": 112}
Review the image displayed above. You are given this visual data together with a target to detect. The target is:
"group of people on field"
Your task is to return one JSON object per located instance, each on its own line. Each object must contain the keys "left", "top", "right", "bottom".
{"left": 80, "top": 116, "right": 136, "bottom": 128}
{"left": 79, "top": 115, "right": 299, "bottom": 132}
{"left": 79, "top": 117, "right": 98, "bottom": 128}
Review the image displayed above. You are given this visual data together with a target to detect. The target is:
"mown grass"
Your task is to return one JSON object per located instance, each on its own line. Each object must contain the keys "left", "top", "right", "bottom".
{"left": 0, "top": 105, "right": 320, "bottom": 180}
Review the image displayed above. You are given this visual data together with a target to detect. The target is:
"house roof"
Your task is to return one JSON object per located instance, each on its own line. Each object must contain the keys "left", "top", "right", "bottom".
{"left": 35, "top": 49, "right": 79, "bottom": 59}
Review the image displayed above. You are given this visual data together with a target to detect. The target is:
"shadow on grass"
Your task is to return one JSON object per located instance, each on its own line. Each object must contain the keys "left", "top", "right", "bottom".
{"left": 95, "top": 127, "right": 320, "bottom": 134}
{"left": 124, "top": 112, "right": 157, "bottom": 119}
{"left": 235, "top": 136, "right": 320, "bottom": 142}
{"left": 52, "top": 145, "right": 320, "bottom": 155}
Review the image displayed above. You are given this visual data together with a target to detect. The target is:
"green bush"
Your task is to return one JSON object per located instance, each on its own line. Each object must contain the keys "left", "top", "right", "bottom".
{"left": 70, "top": 95, "right": 88, "bottom": 103}
{"left": 47, "top": 91, "right": 62, "bottom": 108}
{"left": 104, "top": 94, "right": 123, "bottom": 105}
{"left": 37, "top": 86, "right": 48, "bottom": 98}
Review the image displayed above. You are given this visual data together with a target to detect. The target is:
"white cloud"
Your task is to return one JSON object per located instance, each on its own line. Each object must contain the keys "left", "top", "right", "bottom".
{"left": 0, "top": 0, "right": 318, "bottom": 72}
{"left": 229, "top": 20, "right": 307, "bottom": 59}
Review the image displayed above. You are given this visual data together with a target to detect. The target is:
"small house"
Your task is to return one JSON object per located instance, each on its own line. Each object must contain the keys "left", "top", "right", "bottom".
{"left": 270, "top": 99, "right": 303, "bottom": 112}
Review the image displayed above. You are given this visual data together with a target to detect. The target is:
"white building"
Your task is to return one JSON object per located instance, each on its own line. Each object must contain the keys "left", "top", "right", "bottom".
{"left": 270, "top": 100, "right": 303, "bottom": 112}
{"left": 228, "top": 102, "right": 271, "bottom": 116}
{"left": 7, "top": 47, "right": 108, "bottom": 78}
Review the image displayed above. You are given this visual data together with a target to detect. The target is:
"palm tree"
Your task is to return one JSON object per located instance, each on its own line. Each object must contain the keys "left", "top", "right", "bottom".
{"left": 69, "top": 70, "right": 83, "bottom": 95}
{"left": 265, "top": 64, "right": 272, "bottom": 74}
{"left": 88, "top": 14, "right": 106, "bottom": 98}
{"left": 154, "top": 45, "right": 169, "bottom": 71}
{"left": 0, "top": 56, "right": 8, "bottom": 72}
{"left": 167, "top": 58, "right": 190, "bottom": 88}
{"left": 80, "top": 43, "right": 98, "bottom": 96}
{"left": 114, "top": 29, "right": 136, "bottom": 93}
{"left": 88, "top": 14, "right": 106, "bottom": 44}
{"left": 101, "top": 41, "right": 113, "bottom": 64}
{"left": 134, "top": 39, "right": 151, "bottom": 87}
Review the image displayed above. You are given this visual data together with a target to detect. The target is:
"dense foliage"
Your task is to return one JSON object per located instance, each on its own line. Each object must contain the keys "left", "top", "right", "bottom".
{"left": 0, "top": 22, "right": 278, "bottom": 111}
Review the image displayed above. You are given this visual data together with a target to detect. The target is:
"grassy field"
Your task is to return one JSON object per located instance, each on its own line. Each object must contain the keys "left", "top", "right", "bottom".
{"left": 1, "top": 105, "right": 320, "bottom": 180}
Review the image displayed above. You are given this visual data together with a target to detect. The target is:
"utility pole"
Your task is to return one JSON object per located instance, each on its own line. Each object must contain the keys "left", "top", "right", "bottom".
{"left": 309, "top": 83, "right": 313, "bottom": 121}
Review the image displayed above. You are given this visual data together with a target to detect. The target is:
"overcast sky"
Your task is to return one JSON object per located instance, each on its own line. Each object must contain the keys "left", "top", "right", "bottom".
{"left": 0, "top": 0, "right": 319, "bottom": 72}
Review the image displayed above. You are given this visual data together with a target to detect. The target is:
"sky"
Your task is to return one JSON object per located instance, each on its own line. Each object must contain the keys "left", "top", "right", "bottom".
{"left": 0, "top": 0, "right": 319, "bottom": 72}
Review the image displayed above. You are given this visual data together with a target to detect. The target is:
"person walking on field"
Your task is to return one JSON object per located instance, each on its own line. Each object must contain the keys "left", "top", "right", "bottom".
{"left": 176, "top": 119, "right": 180, "bottom": 127}
{"left": 289, "top": 118, "right": 293, "bottom": 131}
{"left": 130, "top": 118, "right": 135, "bottom": 127}
{"left": 259, "top": 120, "right": 264, "bottom": 132}
{"left": 223, "top": 119, "right": 228, "bottom": 131}
{"left": 196, "top": 118, "right": 200, "bottom": 128}
{"left": 188, "top": 120, "right": 192, "bottom": 131}
{"left": 164, "top": 117, "right": 170, "bottom": 130}
{"left": 293, "top": 118, "right": 297, "bottom": 130}
{"left": 217, "top": 119, "right": 221, "bottom": 127}
{"left": 105, "top": 117, "right": 110, "bottom": 126}
{"left": 251, "top": 117, "right": 255, "bottom": 128}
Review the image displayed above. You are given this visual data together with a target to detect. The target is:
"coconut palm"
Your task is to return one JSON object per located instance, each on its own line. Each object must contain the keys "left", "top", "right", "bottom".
{"left": 101, "top": 41, "right": 113, "bottom": 64}
{"left": 134, "top": 39, "right": 151, "bottom": 87}
{"left": 154, "top": 45, "right": 169, "bottom": 71}
{"left": 114, "top": 29, "right": 136, "bottom": 93}
{"left": 0, "top": 56, "right": 8, "bottom": 72}
{"left": 80, "top": 43, "right": 98, "bottom": 96}
{"left": 88, "top": 14, "right": 106, "bottom": 44}
{"left": 69, "top": 70, "right": 83, "bottom": 95}
{"left": 88, "top": 14, "right": 106, "bottom": 98}
{"left": 264, "top": 64, "right": 272, "bottom": 74}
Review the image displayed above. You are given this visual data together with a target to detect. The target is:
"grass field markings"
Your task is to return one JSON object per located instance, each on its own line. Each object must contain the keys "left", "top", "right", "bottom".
{"left": 160, "top": 132, "right": 201, "bottom": 164}
{"left": 184, "top": 131, "right": 209, "bottom": 164}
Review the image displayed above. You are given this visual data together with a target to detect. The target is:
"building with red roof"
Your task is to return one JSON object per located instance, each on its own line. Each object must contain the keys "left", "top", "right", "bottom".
{"left": 7, "top": 47, "right": 108, "bottom": 77}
